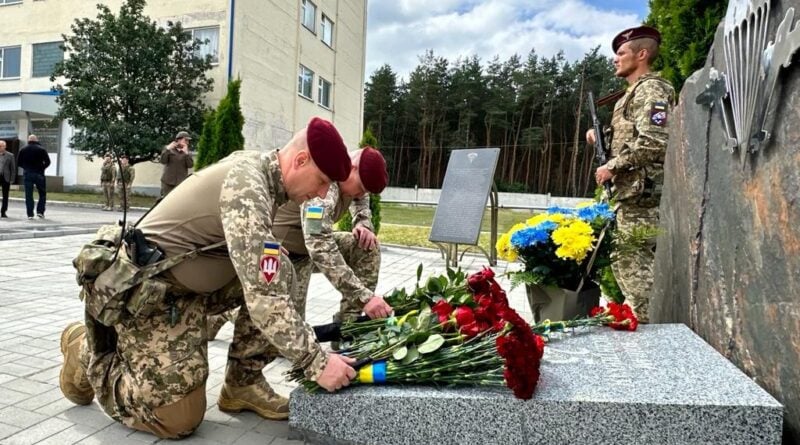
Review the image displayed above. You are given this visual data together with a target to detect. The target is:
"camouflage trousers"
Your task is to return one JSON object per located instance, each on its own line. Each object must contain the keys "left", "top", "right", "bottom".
{"left": 81, "top": 255, "right": 294, "bottom": 437}
{"left": 117, "top": 183, "right": 132, "bottom": 210}
{"left": 101, "top": 182, "right": 114, "bottom": 209}
{"left": 612, "top": 203, "right": 659, "bottom": 323}
{"left": 292, "top": 232, "right": 381, "bottom": 323}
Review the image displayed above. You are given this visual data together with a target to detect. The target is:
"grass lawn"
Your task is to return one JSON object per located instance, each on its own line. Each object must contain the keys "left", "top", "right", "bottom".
{"left": 9, "top": 189, "right": 542, "bottom": 250}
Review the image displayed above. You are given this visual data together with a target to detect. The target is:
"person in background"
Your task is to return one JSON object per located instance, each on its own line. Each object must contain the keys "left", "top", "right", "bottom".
{"left": 17, "top": 134, "right": 51, "bottom": 219}
{"left": 116, "top": 155, "right": 135, "bottom": 211}
{"left": 0, "top": 140, "right": 16, "bottom": 218}
{"left": 159, "top": 131, "right": 194, "bottom": 196}
{"left": 100, "top": 153, "right": 116, "bottom": 211}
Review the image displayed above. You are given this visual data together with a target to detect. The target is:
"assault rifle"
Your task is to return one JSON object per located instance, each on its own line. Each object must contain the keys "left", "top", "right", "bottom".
{"left": 587, "top": 91, "right": 612, "bottom": 198}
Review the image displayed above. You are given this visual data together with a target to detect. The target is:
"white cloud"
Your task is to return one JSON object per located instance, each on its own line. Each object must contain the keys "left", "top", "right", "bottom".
{"left": 365, "top": 0, "right": 644, "bottom": 80}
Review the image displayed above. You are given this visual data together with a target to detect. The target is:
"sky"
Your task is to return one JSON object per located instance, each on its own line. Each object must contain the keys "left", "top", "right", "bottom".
{"left": 365, "top": 0, "right": 650, "bottom": 80}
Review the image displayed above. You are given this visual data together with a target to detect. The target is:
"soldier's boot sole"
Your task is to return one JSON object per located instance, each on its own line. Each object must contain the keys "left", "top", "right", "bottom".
{"left": 59, "top": 322, "right": 95, "bottom": 405}
{"left": 217, "top": 387, "right": 289, "bottom": 420}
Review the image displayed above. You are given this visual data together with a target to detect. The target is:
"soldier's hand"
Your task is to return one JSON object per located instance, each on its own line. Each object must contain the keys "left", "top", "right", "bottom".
{"left": 364, "top": 296, "right": 392, "bottom": 319}
{"left": 352, "top": 226, "right": 378, "bottom": 250}
{"left": 317, "top": 353, "right": 356, "bottom": 392}
{"left": 586, "top": 129, "right": 596, "bottom": 145}
{"left": 595, "top": 165, "right": 612, "bottom": 184}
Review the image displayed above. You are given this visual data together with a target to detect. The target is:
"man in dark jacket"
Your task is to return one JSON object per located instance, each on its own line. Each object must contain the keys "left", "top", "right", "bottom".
{"left": 17, "top": 135, "right": 51, "bottom": 219}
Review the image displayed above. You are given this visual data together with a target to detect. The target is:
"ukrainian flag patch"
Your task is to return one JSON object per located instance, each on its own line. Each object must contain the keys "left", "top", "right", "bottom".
{"left": 305, "top": 206, "right": 324, "bottom": 219}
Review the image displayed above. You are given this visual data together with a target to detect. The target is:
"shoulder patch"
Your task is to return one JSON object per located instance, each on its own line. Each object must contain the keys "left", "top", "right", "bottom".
{"left": 650, "top": 102, "right": 668, "bottom": 127}
{"left": 260, "top": 242, "right": 281, "bottom": 284}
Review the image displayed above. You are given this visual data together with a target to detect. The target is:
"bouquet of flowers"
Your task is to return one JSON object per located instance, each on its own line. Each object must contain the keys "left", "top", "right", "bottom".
{"left": 496, "top": 201, "right": 615, "bottom": 290}
{"left": 292, "top": 266, "right": 639, "bottom": 399}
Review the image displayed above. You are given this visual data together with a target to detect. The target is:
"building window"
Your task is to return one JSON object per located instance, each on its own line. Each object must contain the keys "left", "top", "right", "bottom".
{"left": 0, "top": 0, "right": 24, "bottom": 5}
{"left": 298, "top": 65, "right": 314, "bottom": 99}
{"left": 321, "top": 15, "right": 334, "bottom": 47}
{"left": 187, "top": 27, "right": 220, "bottom": 64}
{"left": 32, "top": 42, "right": 64, "bottom": 78}
{"left": 301, "top": 0, "right": 316, "bottom": 33}
{"left": 0, "top": 46, "right": 21, "bottom": 79}
{"left": 318, "top": 78, "right": 332, "bottom": 109}
{"left": 31, "top": 119, "right": 60, "bottom": 154}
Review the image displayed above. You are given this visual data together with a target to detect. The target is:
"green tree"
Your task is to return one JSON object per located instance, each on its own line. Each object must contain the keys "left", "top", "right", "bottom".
{"left": 646, "top": 0, "right": 726, "bottom": 90}
{"left": 195, "top": 79, "right": 245, "bottom": 169}
{"left": 194, "top": 109, "right": 217, "bottom": 169}
{"left": 336, "top": 129, "right": 384, "bottom": 235}
{"left": 52, "top": 0, "right": 213, "bottom": 164}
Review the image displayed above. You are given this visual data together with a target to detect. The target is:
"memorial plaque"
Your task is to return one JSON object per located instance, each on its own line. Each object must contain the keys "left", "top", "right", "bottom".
{"left": 429, "top": 148, "right": 499, "bottom": 245}
{"left": 290, "top": 324, "right": 782, "bottom": 444}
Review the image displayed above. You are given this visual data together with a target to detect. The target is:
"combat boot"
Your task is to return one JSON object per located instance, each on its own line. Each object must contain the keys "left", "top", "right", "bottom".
{"left": 59, "top": 322, "right": 95, "bottom": 405}
{"left": 217, "top": 380, "right": 289, "bottom": 420}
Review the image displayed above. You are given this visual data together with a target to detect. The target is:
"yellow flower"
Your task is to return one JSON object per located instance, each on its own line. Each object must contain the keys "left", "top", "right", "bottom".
{"left": 496, "top": 231, "right": 518, "bottom": 262}
{"left": 526, "top": 213, "right": 566, "bottom": 226}
{"left": 551, "top": 219, "right": 595, "bottom": 262}
{"left": 576, "top": 200, "right": 594, "bottom": 208}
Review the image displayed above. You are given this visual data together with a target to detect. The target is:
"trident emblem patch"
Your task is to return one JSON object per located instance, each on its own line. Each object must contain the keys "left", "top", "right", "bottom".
{"left": 260, "top": 242, "right": 281, "bottom": 284}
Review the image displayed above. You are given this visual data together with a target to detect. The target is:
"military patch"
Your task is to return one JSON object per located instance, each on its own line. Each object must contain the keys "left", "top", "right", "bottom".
{"left": 650, "top": 101, "right": 668, "bottom": 126}
{"left": 260, "top": 242, "right": 281, "bottom": 284}
{"left": 305, "top": 205, "right": 324, "bottom": 235}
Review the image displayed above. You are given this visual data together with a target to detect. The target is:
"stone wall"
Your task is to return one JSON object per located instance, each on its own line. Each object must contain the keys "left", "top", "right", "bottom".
{"left": 651, "top": 4, "right": 800, "bottom": 442}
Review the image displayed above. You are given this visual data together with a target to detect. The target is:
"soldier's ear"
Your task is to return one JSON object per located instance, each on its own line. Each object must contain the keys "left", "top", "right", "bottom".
{"left": 295, "top": 151, "right": 310, "bottom": 169}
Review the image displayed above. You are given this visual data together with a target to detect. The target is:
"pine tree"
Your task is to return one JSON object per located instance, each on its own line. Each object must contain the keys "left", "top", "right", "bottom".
{"left": 193, "top": 79, "right": 244, "bottom": 169}
{"left": 194, "top": 109, "right": 217, "bottom": 169}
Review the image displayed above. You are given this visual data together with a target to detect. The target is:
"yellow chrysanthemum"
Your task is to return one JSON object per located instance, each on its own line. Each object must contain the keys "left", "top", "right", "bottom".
{"left": 551, "top": 219, "right": 595, "bottom": 262}
{"left": 576, "top": 200, "right": 594, "bottom": 208}
{"left": 495, "top": 231, "right": 518, "bottom": 262}
{"left": 526, "top": 213, "right": 566, "bottom": 226}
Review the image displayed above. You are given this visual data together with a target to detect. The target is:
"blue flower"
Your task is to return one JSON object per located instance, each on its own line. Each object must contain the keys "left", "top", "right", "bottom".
{"left": 547, "top": 206, "right": 575, "bottom": 216}
{"left": 576, "top": 202, "right": 615, "bottom": 222}
{"left": 510, "top": 221, "right": 557, "bottom": 248}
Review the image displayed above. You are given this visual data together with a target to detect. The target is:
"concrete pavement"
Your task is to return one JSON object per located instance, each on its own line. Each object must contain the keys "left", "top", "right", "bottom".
{"left": 0, "top": 202, "right": 528, "bottom": 444}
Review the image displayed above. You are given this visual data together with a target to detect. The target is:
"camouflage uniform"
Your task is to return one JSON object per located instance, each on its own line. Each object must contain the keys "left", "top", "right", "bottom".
{"left": 116, "top": 165, "right": 135, "bottom": 211}
{"left": 606, "top": 72, "right": 675, "bottom": 323}
{"left": 100, "top": 160, "right": 116, "bottom": 210}
{"left": 79, "top": 150, "right": 326, "bottom": 437}
{"left": 285, "top": 183, "right": 380, "bottom": 322}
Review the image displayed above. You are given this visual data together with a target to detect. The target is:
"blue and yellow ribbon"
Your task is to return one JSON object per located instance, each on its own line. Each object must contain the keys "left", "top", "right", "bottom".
{"left": 358, "top": 360, "right": 387, "bottom": 384}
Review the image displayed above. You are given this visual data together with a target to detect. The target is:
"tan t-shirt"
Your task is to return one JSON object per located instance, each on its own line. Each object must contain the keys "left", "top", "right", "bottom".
{"left": 138, "top": 158, "right": 236, "bottom": 293}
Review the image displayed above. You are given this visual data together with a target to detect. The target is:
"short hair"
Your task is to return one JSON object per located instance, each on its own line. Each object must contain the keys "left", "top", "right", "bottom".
{"left": 28, "top": 134, "right": 38, "bottom": 142}
{"left": 629, "top": 38, "right": 659, "bottom": 64}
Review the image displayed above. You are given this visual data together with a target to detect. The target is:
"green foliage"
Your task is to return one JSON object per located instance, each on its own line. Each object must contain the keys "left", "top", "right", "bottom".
{"left": 194, "top": 110, "right": 217, "bottom": 169}
{"left": 195, "top": 79, "right": 245, "bottom": 169}
{"left": 646, "top": 0, "right": 727, "bottom": 91}
{"left": 52, "top": 0, "right": 213, "bottom": 164}
{"left": 614, "top": 224, "right": 663, "bottom": 259}
{"left": 598, "top": 266, "right": 625, "bottom": 304}
{"left": 336, "top": 130, "right": 384, "bottom": 234}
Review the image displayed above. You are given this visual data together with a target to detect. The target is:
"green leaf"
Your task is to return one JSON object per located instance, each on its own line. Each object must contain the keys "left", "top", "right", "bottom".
{"left": 426, "top": 277, "right": 443, "bottom": 293}
{"left": 392, "top": 346, "right": 408, "bottom": 361}
{"left": 401, "top": 345, "right": 419, "bottom": 365}
{"left": 418, "top": 334, "right": 445, "bottom": 354}
{"left": 416, "top": 264, "right": 423, "bottom": 284}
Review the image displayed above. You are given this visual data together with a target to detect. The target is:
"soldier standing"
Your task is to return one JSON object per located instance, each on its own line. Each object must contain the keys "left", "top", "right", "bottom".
{"left": 207, "top": 147, "right": 391, "bottom": 339}
{"left": 59, "top": 117, "right": 357, "bottom": 439}
{"left": 116, "top": 155, "right": 135, "bottom": 211}
{"left": 100, "top": 153, "right": 116, "bottom": 211}
{"left": 586, "top": 26, "right": 676, "bottom": 323}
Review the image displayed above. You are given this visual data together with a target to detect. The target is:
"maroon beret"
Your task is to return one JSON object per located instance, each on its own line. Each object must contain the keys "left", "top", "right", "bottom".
{"left": 306, "top": 117, "right": 351, "bottom": 182}
{"left": 358, "top": 146, "right": 389, "bottom": 194}
{"left": 612, "top": 26, "right": 661, "bottom": 53}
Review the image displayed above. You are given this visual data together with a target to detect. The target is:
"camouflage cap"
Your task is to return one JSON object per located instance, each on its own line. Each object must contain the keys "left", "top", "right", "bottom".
{"left": 612, "top": 26, "right": 661, "bottom": 53}
{"left": 358, "top": 147, "right": 389, "bottom": 194}
{"left": 306, "top": 117, "right": 351, "bottom": 182}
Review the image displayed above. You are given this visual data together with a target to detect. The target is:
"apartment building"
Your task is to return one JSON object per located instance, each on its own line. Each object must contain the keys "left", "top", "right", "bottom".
{"left": 0, "top": 0, "right": 367, "bottom": 193}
